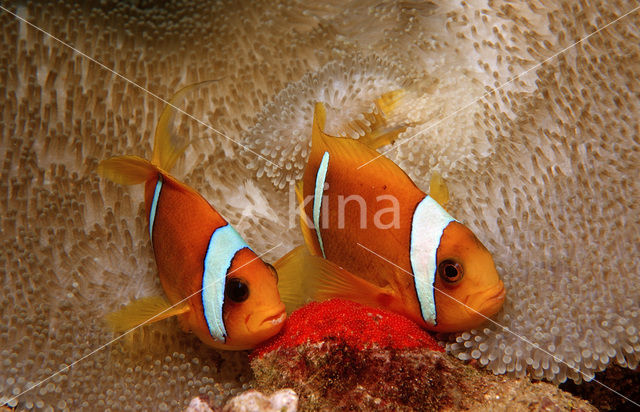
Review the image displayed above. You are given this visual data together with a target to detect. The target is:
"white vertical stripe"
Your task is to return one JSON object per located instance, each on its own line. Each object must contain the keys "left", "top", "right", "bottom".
{"left": 409, "top": 195, "right": 456, "bottom": 325}
{"left": 313, "top": 152, "right": 330, "bottom": 258}
{"left": 202, "top": 224, "right": 251, "bottom": 342}
{"left": 149, "top": 176, "right": 163, "bottom": 240}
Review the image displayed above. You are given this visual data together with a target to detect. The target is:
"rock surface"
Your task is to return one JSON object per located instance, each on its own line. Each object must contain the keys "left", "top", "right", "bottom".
{"left": 222, "top": 389, "right": 298, "bottom": 412}
{"left": 252, "top": 344, "right": 596, "bottom": 411}
{"left": 186, "top": 389, "right": 298, "bottom": 412}
{"left": 249, "top": 299, "right": 596, "bottom": 411}
{"left": 560, "top": 365, "right": 640, "bottom": 411}
{"left": 185, "top": 397, "right": 215, "bottom": 412}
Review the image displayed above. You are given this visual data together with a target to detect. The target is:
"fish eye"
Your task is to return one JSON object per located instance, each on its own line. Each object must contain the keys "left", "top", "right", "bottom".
{"left": 266, "top": 262, "right": 278, "bottom": 283}
{"left": 225, "top": 278, "right": 250, "bottom": 303}
{"left": 438, "top": 260, "right": 464, "bottom": 285}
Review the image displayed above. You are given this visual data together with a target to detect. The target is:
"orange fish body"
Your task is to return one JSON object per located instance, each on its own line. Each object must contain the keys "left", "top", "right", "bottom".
{"left": 98, "top": 83, "right": 285, "bottom": 350}
{"left": 294, "top": 101, "right": 505, "bottom": 333}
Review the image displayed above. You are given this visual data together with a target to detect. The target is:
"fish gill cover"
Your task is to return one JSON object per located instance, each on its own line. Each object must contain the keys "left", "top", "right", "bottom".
{"left": 0, "top": 0, "right": 638, "bottom": 410}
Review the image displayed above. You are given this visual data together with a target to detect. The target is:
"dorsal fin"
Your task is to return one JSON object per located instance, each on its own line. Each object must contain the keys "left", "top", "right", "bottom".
{"left": 97, "top": 155, "right": 159, "bottom": 185}
{"left": 428, "top": 171, "right": 450, "bottom": 209}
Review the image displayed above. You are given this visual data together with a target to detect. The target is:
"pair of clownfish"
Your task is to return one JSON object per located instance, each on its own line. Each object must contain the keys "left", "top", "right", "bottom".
{"left": 99, "top": 85, "right": 505, "bottom": 350}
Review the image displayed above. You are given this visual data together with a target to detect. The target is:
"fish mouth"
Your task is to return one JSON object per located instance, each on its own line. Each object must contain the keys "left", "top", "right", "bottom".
{"left": 260, "top": 305, "right": 287, "bottom": 327}
{"left": 466, "top": 280, "right": 506, "bottom": 318}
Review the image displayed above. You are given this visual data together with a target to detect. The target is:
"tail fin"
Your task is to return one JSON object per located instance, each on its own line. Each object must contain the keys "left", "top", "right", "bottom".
{"left": 308, "top": 102, "right": 418, "bottom": 189}
{"left": 347, "top": 89, "right": 409, "bottom": 150}
{"left": 97, "top": 155, "right": 159, "bottom": 185}
{"left": 152, "top": 80, "right": 220, "bottom": 172}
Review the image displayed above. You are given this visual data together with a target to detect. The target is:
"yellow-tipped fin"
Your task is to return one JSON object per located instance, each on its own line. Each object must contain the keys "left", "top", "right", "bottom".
{"left": 347, "top": 89, "right": 409, "bottom": 150}
{"left": 97, "top": 155, "right": 159, "bottom": 185}
{"left": 376, "top": 89, "right": 406, "bottom": 117}
{"left": 273, "top": 245, "right": 315, "bottom": 313}
{"left": 311, "top": 256, "right": 397, "bottom": 310}
{"left": 105, "top": 296, "right": 190, "bottom": 333}
{"left": 274, "top": 245, "right": 396, "bottom": 312}
{"left": 152, "top": 80, "right": 219, "bottom": 172}
{"left": 429, "top": 171, "right": 450, "bottom": 208}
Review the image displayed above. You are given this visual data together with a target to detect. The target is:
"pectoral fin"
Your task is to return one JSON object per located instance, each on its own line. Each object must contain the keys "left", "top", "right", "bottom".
{"left": 311, "top": 258, "right": 398, "bottom": 311}
{"left": 105, "top": 296, "right": 190, "bottom": 333}
{"left": 273, "top": 245, "right": 316, "bottom": 312}
{"left": 274, "top": 245, "right": 397, "bottom": 313}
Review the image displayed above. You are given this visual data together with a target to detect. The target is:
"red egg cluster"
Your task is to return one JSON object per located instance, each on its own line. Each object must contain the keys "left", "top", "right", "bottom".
{"left": 252, "top": 299, "right": 443, "bottom": 358}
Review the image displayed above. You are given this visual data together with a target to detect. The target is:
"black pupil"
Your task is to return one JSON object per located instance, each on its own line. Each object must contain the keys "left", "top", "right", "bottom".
{"left": 444, "top": 264, "right": 459, "bottom": 279}
{"left": 225, "top": 278, "right": 249, "bottom": 302}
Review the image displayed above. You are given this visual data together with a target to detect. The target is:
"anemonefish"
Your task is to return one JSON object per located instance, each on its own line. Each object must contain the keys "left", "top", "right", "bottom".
{"left": 98, "top": 82, "right": 286, "bottom": 350}
{"left": 280, "top": 96, "right": 505, "bottom": 333}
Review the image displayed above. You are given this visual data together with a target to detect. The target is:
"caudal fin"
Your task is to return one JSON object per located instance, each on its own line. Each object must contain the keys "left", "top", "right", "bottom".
{"left": 152, "top": 80, "right": 219, "bottom": 172}
{"left": 309, "top": 102, "right": 418, "bottom": 188}
{"left": 356, "top": 89, "right": 409, "bottom": 150}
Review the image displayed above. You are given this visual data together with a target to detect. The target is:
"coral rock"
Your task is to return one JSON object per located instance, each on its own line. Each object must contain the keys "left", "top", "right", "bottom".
{"left": 185, "top": 397, "right": 214, "bottom": 412}
{"left": 251, "top": 299, "right": 594, "bottom": 410}
{"left": 221, "top": 389, "right": 298, "bottom": 412}
{"left": 252, "top": 343, "right": 596, "bottom": 411}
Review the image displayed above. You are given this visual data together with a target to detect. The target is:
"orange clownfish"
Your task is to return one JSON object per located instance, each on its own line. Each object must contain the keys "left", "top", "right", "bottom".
{"left": 282, "top": 98, "right": 505, "bottom": 333}
{"left": 98, "top": 83, "right": 286, "bottom": 350}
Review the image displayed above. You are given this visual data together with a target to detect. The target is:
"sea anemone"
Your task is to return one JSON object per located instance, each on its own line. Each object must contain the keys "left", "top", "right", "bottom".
{"left": 1, "top": 0, "right": 638, "bottom": 410}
